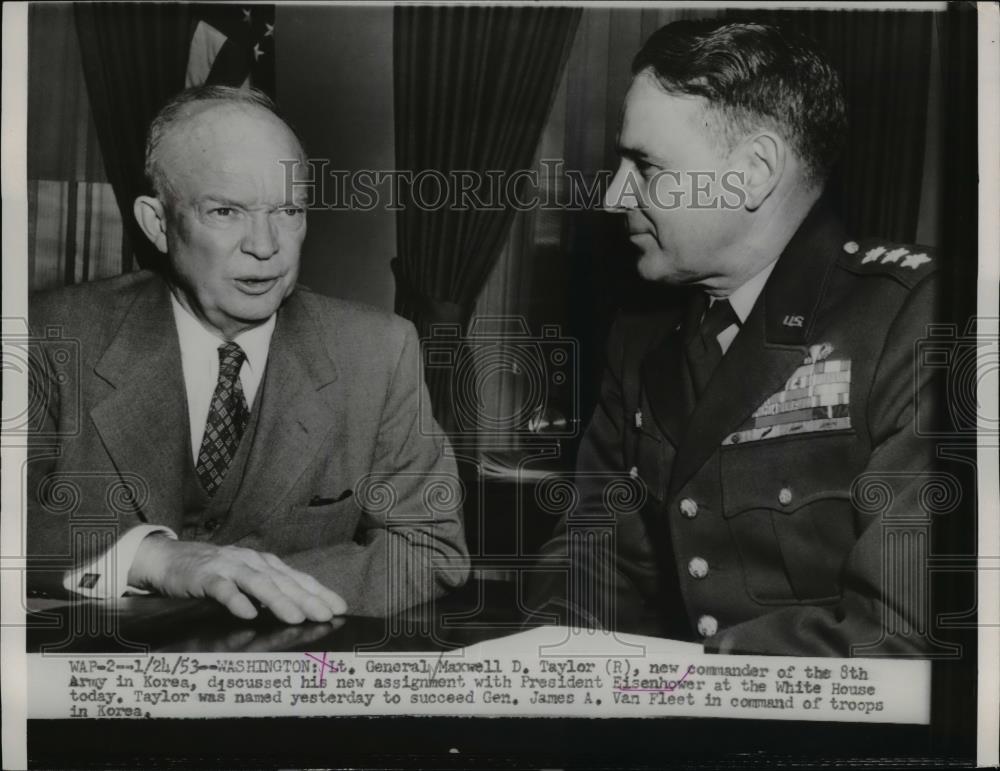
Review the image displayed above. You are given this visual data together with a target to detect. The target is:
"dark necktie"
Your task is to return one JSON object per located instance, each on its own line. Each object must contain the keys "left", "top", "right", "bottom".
{"left": 686, "top": 297, "right": 740, "bottom": 397}
{"left": 196, "top": 342, "right": 250, "bottom": 496}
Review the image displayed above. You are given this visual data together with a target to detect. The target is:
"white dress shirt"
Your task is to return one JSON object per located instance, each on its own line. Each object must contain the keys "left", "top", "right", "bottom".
{"left": 64, "top": 295, "right": 276, "bottom": 598}
{"left": 709, "top": 259, "right": 777, "bottom": 354}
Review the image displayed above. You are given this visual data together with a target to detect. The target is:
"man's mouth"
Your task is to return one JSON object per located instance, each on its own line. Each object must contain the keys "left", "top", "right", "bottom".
{"left": 234, "top": 277, "right": 280, "bottom": 295}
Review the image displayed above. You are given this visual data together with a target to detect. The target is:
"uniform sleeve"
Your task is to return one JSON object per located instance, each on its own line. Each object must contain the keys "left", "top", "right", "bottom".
{"left": 707, "top": 275, "right": 943, "bottom": 656}
{"left": 523, "top": 319, "right": 657, "bottom": 630}
{"left": 280, "top": 321, "right": 470, "bottom": 616}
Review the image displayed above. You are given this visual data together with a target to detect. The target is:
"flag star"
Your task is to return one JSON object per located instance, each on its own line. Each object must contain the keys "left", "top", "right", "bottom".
{"left": 242, "top": 8, "right": 252, "bottom": 23}
{"left": 901, "top": 252, "right": 931, "bottom": 269}
{"left": 862, "top": 246, "right": 885, "bottom": 264}
{"left": 253, "top": 42, "right": 264, "bottom": 61}
{"left": 265, "top": 22, "right": 274, "bottom": 37}
{"left": 881, "top": 247, "right": 909, "bottom": 264}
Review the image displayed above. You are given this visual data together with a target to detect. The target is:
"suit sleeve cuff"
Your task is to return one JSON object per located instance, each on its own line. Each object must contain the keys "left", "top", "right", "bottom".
{"left": 63, "top": 525, "right": 177, "bottom": 598}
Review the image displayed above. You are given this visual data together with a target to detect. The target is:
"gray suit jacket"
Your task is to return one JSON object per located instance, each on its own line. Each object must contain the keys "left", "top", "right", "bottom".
{"left": 27, "top": 271, "right": 469, "bottom": 616}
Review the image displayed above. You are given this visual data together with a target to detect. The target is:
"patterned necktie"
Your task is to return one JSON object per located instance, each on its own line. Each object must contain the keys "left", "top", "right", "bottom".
{"left": 196, "top": 342, "right": 250, "bottom": 496}
{"left": 686, "top": 297, "right": 740, "bottom": 397}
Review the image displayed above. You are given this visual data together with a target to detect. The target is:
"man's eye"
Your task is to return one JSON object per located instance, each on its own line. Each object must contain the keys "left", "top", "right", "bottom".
{"left": 635, "top": 161, "right": 656, "bottom": 177}
{"left": 280, "top": 207, "right": 304, "bottom": 217}
{"left": 209, "top": 207, "right": 235, "bottom": 217}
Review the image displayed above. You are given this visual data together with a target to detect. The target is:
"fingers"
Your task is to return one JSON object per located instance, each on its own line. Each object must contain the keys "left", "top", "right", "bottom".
{"left": 265, "top": 570, "right": 335, "bottom": 623}
{"left": 232, "top": 569, "right": 307, "bottom": 625}
{"left": 156, "top": 542, "right": 347, "bottom": 625}
{"left": 204, "top": 576, "right": 258, "bottom": 620}
{"left": 231, "top": 549, "right": 344, "bottom": 621}
{"left": 260, "top": 552, "right": 348, "bottom": 616}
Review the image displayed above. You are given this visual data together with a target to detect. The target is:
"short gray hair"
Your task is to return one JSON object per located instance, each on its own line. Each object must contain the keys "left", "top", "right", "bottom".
{"left": 144, "top": 85, "right": 303, "bottom": 200}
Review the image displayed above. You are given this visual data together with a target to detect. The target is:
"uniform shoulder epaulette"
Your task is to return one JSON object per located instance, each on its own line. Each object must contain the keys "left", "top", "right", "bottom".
{"left": 837, "top": 239, "right": 938, "bottom": 288}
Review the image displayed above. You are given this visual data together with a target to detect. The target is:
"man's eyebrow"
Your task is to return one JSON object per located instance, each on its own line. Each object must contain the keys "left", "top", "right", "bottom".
{"left": 196, "top": 195, "right": 308, "bottom": 208}
{"left": 615, "top": 142, "right": 660, "bottom": 164}
{"left": 197, "top": 195, "right": 245, "bottom": 207}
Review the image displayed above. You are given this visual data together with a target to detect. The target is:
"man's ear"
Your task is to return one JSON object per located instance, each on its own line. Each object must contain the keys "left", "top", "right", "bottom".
{"left": 133, "top": 196, "right": 169, "bottom": 254}
{"left": 740, "top": 131, "right": 785, "bottom": 211}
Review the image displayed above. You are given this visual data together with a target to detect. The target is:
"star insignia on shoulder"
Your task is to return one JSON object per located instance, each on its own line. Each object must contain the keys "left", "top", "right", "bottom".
{"left": 901, "top": 252, "right": 931, "bottom": 269}
{"left": 849, "top": 240, "right": 936, "bottom": 282}
{"left": 862, "top": 246, "right": 886, "bottom": 264}
{"left": 881, "top": 247, "right": 909, "bottom": 264}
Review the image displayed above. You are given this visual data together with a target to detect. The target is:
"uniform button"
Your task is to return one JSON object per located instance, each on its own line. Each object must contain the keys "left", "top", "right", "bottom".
{"left": 204, "top": 518, "right": 220, "bottom": 532}
{"left": 843, "top": 240, "right": 859, "bottom": 254}
{"left": 679, "top": 498, "right": 698, "bottom": 519}
{"left": 697, "top": 614, "right": 719, "bottom": 638}
{"left": 778, "top": 487, "right": 793, "bottom": 506}
{"left": 628, "top": 466, "right": 639, "bottom": 480}
{"left": 687, "top": 557, "right": 709, "bottom": 579}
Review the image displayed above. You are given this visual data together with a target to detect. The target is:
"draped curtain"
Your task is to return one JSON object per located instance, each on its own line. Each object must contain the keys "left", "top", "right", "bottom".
{"left": 27, "top": 4, "right": 127, "bottom": 291}
{"left": 392, "top": 5, "right": 582, "bottom": 426}
{"left": 474, "top": 7, "right": 725, "bottom": 434}
{"left": 936, "top": 4, "right": 977, "bottom": 321}
{"left": 75, "top": 3, "right": 195, "bottom": 270}
{"left": 725, "top": 9, "right": 935, "bottom": 244}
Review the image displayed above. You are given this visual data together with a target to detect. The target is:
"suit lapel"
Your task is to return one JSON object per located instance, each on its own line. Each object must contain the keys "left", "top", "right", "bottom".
{"left": 667, "top": 201, "right": 846, "bottom": 497}
{"left": 90, "top": 277, "right": 188, "bottom": 530}
{"left": 221, "top": 292, "right": 341, "bottom": 540}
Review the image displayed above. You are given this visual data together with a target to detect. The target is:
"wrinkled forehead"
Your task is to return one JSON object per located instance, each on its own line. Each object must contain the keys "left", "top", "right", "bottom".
{"left": 157, "top": 102, "right": 308, "bottom": 197}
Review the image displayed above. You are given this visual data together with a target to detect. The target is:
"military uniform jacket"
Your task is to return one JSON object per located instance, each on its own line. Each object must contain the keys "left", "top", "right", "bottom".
{"left": 527, "top": 204, "right": 942, "bottom": 656}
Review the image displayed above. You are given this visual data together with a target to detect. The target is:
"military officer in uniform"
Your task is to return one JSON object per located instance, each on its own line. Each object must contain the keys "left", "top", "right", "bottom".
{"left": 526, "top": 19, "right": 942, "bottom": 656}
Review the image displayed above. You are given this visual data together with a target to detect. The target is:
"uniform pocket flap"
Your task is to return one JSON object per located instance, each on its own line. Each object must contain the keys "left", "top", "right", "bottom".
{"left": 720, "top": 434, "right": 857, "bottom": 517}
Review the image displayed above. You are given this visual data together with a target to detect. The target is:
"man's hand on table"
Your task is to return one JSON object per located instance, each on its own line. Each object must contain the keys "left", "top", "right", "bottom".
{"left": 128, "top": 535, "right": 347, "bottom": 623}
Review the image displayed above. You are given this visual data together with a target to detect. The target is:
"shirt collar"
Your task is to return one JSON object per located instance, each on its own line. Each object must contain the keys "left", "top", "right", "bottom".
{"left": 709, "top": 259, "right": 778, "bottom": 324}
{"left": 169, "top": 292, "right": 276, "bottom": 374}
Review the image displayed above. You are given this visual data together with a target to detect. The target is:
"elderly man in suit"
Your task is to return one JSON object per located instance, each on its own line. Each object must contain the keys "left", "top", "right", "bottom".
{"left": 28, "top": 85, "right": 469, "bottom": 623}
{"left": 527, "top": 20, "right": 942, "bottom": 656}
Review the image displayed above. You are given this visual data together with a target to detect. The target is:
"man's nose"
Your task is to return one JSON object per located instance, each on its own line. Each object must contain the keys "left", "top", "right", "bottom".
{"left": 241, "top": 212, "right": 279, "bottom": 259}
{"left": 604, "top": 162, "right": 639, "bottom": 213}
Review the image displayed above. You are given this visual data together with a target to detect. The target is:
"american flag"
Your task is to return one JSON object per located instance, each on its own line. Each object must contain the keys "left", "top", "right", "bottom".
{"left": 185, "top": 5, "right": 276, "bottom": 96}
